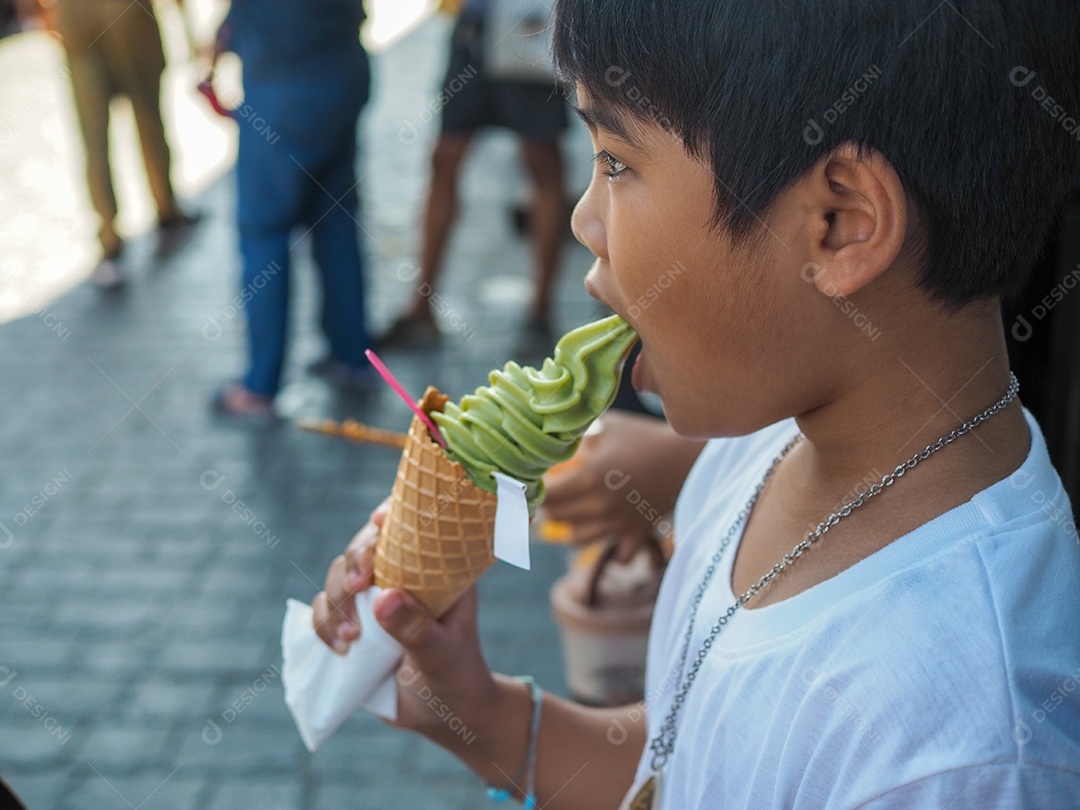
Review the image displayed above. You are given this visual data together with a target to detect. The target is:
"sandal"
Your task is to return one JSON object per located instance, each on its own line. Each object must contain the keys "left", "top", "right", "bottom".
{"left": 211, "top": 383, "right": 277, "bottom": 424}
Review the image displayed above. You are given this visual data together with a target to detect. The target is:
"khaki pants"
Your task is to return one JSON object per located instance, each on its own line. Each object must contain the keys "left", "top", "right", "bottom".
{"left": 55, "top": 0, "right": 175, "bottom": 252}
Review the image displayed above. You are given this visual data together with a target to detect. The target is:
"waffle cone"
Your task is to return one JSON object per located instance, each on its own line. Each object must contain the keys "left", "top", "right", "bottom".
{"left": 374, "top": 387, "right": 498, "bottom": 618}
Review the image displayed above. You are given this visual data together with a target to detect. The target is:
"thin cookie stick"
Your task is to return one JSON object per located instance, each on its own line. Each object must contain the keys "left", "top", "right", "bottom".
{"left": 297, "top": 418, "right": 408, "bottom": 449}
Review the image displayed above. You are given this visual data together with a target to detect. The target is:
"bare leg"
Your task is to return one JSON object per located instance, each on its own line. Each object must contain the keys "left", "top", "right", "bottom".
{"left": 404, "top": 133, "right": 474, "bottom": 322}
{"left": 519, "top": 138, "right": 566, "bottom": 322}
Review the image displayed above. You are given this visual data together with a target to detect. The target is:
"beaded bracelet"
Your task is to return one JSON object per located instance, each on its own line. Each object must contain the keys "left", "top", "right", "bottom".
{"left": 487, "top": 676, "right": 542, "bottom": 809}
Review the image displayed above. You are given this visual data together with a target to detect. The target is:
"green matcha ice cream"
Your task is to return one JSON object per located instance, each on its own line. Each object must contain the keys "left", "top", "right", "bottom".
{"left": 432, "top": 315, "right": 638, "bottom": 512}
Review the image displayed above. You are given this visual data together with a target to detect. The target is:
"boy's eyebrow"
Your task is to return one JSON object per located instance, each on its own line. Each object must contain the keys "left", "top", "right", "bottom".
{"left": 572, "top": 103, "right": 644, "bottom": 149}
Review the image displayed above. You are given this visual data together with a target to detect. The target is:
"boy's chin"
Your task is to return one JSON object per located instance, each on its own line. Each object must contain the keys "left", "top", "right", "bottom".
{"left": 661, "top": 400, "right": 717, "bottom": 440}
{"left": 663, "top": 394, "right": 774, "bottom": 441}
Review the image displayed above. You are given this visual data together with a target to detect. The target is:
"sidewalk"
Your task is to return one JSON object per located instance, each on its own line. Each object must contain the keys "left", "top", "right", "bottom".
{"left": 0, "top": 14, "right": 602, "bottom": 809}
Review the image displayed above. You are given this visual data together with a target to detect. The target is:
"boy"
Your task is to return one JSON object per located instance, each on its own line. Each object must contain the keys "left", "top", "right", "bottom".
{"left": 313, "top": 0, "right": 1080, "bottom": 806}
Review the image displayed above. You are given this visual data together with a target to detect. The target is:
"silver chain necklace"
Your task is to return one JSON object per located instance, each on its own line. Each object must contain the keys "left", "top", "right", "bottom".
{"left": 631, "top": 372, "right": 1020, "bottom": 809}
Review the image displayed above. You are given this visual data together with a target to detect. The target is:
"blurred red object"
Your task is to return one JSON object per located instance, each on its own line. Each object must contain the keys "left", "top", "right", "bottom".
{"left": 197, "top": 75, "right": 232, "bottom": 118}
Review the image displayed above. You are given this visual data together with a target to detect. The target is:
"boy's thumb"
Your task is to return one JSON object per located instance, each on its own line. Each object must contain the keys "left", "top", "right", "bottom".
{"left": 373, "top": 588, "right": 445, "bottom": 658}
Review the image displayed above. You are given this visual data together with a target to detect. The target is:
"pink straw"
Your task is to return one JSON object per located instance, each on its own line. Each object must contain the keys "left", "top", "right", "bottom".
{"left": 364, "top": 349, "right": 448, "bottom": 448}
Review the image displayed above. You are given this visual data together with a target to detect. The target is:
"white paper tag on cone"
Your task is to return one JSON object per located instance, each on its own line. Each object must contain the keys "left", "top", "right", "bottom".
{"left": 281, "top": 589, "right": 403, "bottom": 752}
{"left": 492, "top": 472, "right": 531, "bottom": 570}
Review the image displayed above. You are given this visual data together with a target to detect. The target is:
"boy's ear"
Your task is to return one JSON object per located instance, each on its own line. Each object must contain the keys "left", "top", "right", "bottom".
{"left": 801, "top": 142, "right": 907, "bottom": 298}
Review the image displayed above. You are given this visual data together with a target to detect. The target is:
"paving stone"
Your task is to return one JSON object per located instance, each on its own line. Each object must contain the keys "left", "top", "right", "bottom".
{"left": 1, "top": 565, "right": 101, "bottom": 598}
{"left": 122, "top": 679, "right": 220, "bottom": 722}
{"left": 154, "top": 602, "right": 247, "bottom": 641}
{"left": 2, "top": 673, "right": 128, "bottom": 723}
{"left": 312, "top": 780, "right": 478, "bottom": 810}
{"left": 2, "top": 767, "right": 76, "bottom": 809}
{"left": 0, "top": 716, "right": 82, "bottom": 765}
{"left": 414, "top": 736, "right": 475, "bottom": 778}
{"left": 58, "top": 768, "right": 206, "bottom": 810}
{"left": 79, "top": 724, "right": 176, "bottom": 771}
{"left": 196, "top": 567, "right": 278, "bottom": 597}
{"left": 174, "top": 724, "right": 305, "bottom": 771}
{"left": 207, "top": 672, "right": 292, "bottom": 728}
{"left": 305, "top": 719, "right": 418, "bottom": 779}
{"left": 205, "top": 776, "right": 304, "bottom": 810}
{"left": 157, "top": 639, "right": 272, "bottom": 676}
{"left": 0, "top": 599, "right": 54, "bottom": 632}
{"left": 0, "top": 634, "right": 78, "bottom": 669}
{"left": 53, "top": 597, "right": 159, "bottom": 631}
{"left": 75, "top": 638, "right": 161, "bottom": 677}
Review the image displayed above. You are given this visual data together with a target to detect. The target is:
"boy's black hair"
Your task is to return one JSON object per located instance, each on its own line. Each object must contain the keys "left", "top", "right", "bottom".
{"left": 554, "top": 0, "right": 1080, "bottom": 307}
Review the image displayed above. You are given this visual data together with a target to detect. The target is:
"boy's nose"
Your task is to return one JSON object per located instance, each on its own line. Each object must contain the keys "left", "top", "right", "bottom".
{"left": 571, "top": 182, "right": 607, "bottom": 260}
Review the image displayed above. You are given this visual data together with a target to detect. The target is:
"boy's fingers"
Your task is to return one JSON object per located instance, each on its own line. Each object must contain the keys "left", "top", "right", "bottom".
{"left": 312, "top": 592, "right": 353, "bottom": 655}
{"left": 312, "top": 592, "right": 332, "bottom": 643}
{"left": 323, "top": 555, "right": 360, "bottom": 637}
{"left": 343, "top": 517, "right": 384, "bottom": 590}
{"left": 324, "top": 555, "right": 348, "bottom": 602}
{"left": 374, "top": 588, "right": 434, "bottom": 649}
{"left": 345, "top": 521, "right": 380, "bottom": 555}
{"left": 370, "top": 497, "right": 391, "bottom": 526}
{"left": 334, "top": 497, "right": 392, "bottom": 592}
{"left": 344, "top": 540, "right": 376, "bottom": 591}
{"left": 315, "top": 495, "right": 406, "bottom": 655}
{"left": 373, "top": 588, "right": 469, "bottom": 671}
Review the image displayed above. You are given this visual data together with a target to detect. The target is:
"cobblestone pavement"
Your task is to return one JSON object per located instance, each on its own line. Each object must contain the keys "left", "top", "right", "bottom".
{"left": 0, "top": 14, "right": 604, "bottom": 809}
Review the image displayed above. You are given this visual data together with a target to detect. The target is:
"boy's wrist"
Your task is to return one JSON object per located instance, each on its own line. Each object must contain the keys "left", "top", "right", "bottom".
{"left": 418, "top": 672, "right": 532, "bottom": 791}
{"left": 485, "top": 675, "right": 537, "bottom": 792}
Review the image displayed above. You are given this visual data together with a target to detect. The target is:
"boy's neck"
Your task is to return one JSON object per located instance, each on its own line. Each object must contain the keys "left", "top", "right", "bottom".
{"left": 733, "top": 302, "right": 1030, "bottom": 608}
{"left": 793, "top": 301, "right": 1029, "bottom": 493}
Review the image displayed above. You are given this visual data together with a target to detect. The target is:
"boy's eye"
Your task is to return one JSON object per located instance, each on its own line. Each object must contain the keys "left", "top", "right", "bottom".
{"left": 593, "top": 149, "right": 628, "bottom": 179}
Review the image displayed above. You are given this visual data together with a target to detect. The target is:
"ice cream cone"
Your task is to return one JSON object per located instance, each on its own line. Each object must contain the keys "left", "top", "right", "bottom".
{"left": 374, "top": 387, "right": 498, "bottom": 618}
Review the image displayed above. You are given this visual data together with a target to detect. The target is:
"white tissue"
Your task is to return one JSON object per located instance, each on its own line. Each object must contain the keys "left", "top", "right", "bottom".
{"left": 281, "top": 588, "right": 403, "bottom": 752}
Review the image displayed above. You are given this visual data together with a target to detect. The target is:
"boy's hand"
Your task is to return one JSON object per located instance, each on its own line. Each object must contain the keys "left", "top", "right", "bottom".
{"left": 312, "top": 498, "right": 388, "bottom": 654}
{"left": 312, "top": 497, "right": 498, "bottom": 741}
{"left": 372, "top": 586, "right": 499, "bottom": 740}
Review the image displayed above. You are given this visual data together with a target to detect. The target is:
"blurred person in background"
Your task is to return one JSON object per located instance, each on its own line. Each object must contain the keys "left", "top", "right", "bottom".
{"left": 379, "top": 0, "right": 569, "bottom": 351}
{"left": 4, "top": 0, "right": 53, "bottom": 34}
{"left": 211, "top": 0, "right": 375, "bottom": 421}
{"left": 543, "top": 409, "right": 705, "bottom": 559}
{"left": 54, "top": 0, "right": 198, "bottom": 288}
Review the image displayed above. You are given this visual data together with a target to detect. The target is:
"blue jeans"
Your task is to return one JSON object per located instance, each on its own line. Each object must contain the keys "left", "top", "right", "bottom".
{"left": 235, "top": 54, "right": 372, "bottom": 397}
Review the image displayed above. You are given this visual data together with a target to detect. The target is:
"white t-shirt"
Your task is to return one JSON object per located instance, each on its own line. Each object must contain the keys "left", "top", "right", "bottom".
{"left": 623, "top": 410, "right": 1080, "bottom": 809}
